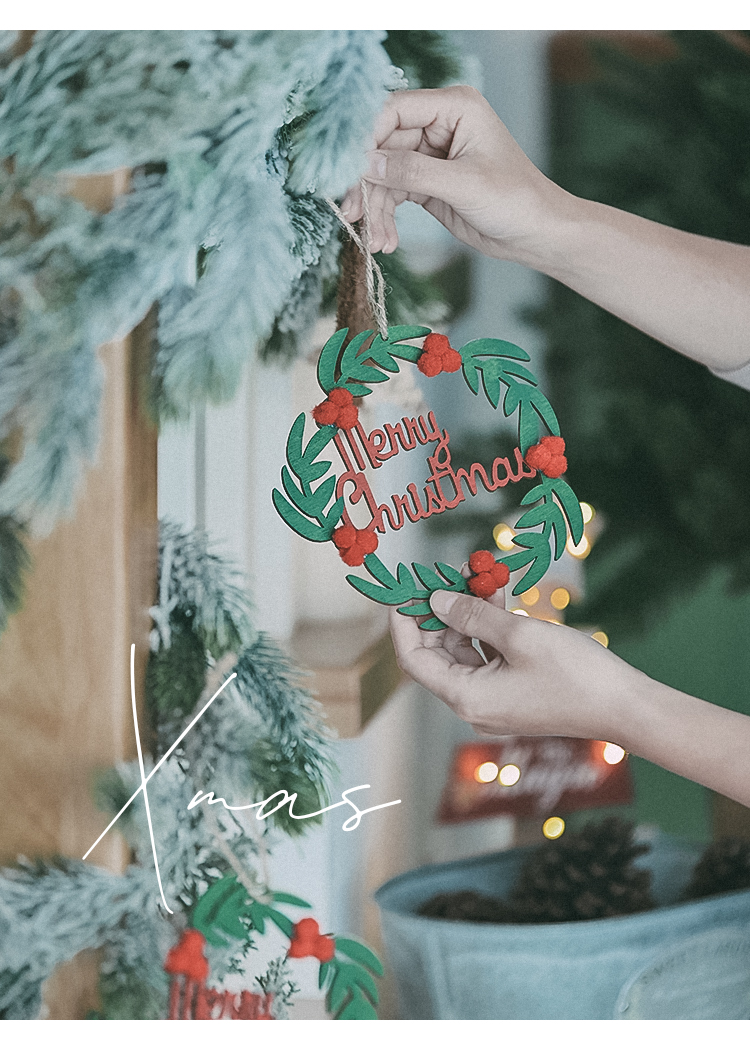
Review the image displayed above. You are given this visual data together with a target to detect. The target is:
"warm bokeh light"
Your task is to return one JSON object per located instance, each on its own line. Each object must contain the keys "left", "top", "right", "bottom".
{"left": 550, "top": 587, "right": 570, "bottom": 611}
{"left": 603, "top": 742, "right": 626, "bottom": 765}
{"left": 510, "top": 608, "right": 530, "bottom": 617}
{"left": 567, "top": 536, "right": 590, "bottom": 558}
{"left": 591, "top": 630, "right": 609, "bottom": 647}
{"left": 475, "top": 761, "right": 499, "bottom": 784}
{"left": 521, "top": 586, "right": 540, "bottom": 606}
{"left": 493, "top": 523, "right": 515, "bottom": 551}
{"left": 543, "top": 816, "right": 565, "bottom": 840}
{"left": 498, "top": 764, "right": 521, "bottom": 786}
{"left": 580, "top": 502, "right": 595, "bottom": 524}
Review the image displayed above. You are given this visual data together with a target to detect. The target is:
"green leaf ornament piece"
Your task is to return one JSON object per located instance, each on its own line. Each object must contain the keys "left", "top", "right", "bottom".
{"left": 321, "top": 937, "right": 384, "bottom": 1020}
{"left": 275, "top": 326, "right": 583, "bottom": 629}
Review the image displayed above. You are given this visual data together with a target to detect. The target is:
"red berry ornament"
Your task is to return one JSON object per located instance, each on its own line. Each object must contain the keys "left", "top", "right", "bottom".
{"left": 417, "top": 333, "right": 463, "bottom": 377}
{"left": 336, "top": 404, "right": 359, "bottom": 430}
{"left": 311, "top": 400, "right": 339, "bottom": 426}
{"left": 525, "top": 435, "right": 567, "bottom": 478}
{"left": 467, "top": 550, "right": 510, "bottom": 598}
{"left": 490, "top": 561, "right": 510, "bottom": 587}
{"left": 288, "top": 918, "right": 336, "bottom": 962}
{"left": 468, "top": 550, "right": 496, "bottom": 574}
{"left": 312, "top": 386, "right": 359, "bottom": 430}
{"left": 164, "top": 928, "right": 210, "bottom": 983}
{"left": 314, "top": 935, "right": 336, "bottom": 963}
{"left": 333, "top": 524, "right": 378, "bottom": 566}
{"left": 328, "top": 388, "right": 353, "bottom": 408}
{"left": 441, "top": 348, "right": 463, "bottom": 373}
{"left": 417, "top": 353, "right": 443, "bottom": 378}
{"left": 332, "top": 524, "right": 356, "bottom": 550}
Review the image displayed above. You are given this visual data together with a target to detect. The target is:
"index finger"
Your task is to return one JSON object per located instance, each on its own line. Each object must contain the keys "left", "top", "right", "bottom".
{"left": 373, "top": 87, "right": 469, "bottom": 152}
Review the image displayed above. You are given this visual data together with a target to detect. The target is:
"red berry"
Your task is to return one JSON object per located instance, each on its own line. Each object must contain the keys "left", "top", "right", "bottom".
{"left": 524, "top": 445, "right": 549, "bottom": 472}
{"left": 417, "top": 353, "right": 443, "bottom": 378}
{"left": 544, "top": 454, "right": 567, "bottom": 478}
{"left": 294, "top": 918, "right": 320, "bottom": 939}
{"left": 313, "top": 935, "right": 336, "bottom": 963}
{"left": 332, "top": 524, "right": 357, "bottom": 550}
{"left": 287, "top": 937, "right": 317, "bottom": 959}
{"left": 468, "top": 572, "right": 499, "bottom": 599}
{"left": 340, "top": 543, "right": 367, "bottom": 566}
{"left": 335, "top": 404, "right": 359, "bottom": 430}
{"left": 423, "top": 333, "right": 451, "bottom": 356}
{"left": 490, "top": 561, "right": 510, "bottom": 587}
{"left": 164, "top": 929, "right": 210, "bottom": 981}
{"left": 328, "top": 387, "right": 353, "bottom": 406}
{"left": 312, "top": 400, "right": 339, "bottom": 426}
{"left": 356, "top": 529, "right": 378, "bottom": 554}
{"left": 469, "top": 550, "right": 496, "bottom": 574}
{"left": 441, "top": 348, "right": 462, "bottom": 373}
{"left": 526, "top": 437, "right": 567, "bottom": 477}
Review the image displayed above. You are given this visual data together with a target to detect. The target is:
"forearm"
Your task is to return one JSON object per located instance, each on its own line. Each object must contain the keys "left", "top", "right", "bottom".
{"left": 618, "top": 676, "right": 750, "bottom": 807}
{"left": 516, "top": 189, "right": 750, "bottom": 372}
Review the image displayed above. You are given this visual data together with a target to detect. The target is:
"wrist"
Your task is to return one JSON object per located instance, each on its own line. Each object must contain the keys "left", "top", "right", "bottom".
{"left": 486, "top": 179, "right": 588, "bottom": 273}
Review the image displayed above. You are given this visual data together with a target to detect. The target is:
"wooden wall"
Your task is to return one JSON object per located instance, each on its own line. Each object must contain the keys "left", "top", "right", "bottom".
{"left": 0, "top": 323, "right": 157, "bottom": 871}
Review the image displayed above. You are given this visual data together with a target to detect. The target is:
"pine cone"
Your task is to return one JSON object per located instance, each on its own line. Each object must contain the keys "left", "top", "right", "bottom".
{"left": 508, "top": 817, "right": 655, "bottom": 924}
{"left": 418, "top": 890, "right": 516, "bottom": 924}
{"left": 682, "top": 837, "right": 750, "bottom": 901}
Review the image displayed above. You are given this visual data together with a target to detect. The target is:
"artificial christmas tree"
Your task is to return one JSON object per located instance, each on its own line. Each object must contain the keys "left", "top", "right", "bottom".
{"left": 0, "top": 29, "right": 468, "bottom": 1018}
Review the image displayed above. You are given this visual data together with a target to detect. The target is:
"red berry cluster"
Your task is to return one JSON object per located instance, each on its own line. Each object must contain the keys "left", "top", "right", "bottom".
{"left": 417, "top": 333, "right": 462, "bottom": 377}
{"left": 332, "top": 523, "right": 379, "bottom": 566}
{"left": 467, "top": 550, "right": 510, "bottom": 598}
{"left": 525, "top": 435, "right": 567, "bottom": 478}
{"left": 164, "top": 928, "right": 210, "bottom": 982}
{"left": 287, "top": 917, "right": 335, "bottom": 962}
{"left": 312, "top": 386, "right": 359, "bottom": 430}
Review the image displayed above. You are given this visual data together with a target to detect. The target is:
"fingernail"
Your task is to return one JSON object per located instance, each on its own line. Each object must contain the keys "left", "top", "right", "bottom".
{"left": 366, "top": 150, "right": 387, "bottom": 179}
{"left": 340, "top": 194, "right": 352, "bottom": 216}
{"left": 430, "top": 590, "right": 457, "bottom": 616}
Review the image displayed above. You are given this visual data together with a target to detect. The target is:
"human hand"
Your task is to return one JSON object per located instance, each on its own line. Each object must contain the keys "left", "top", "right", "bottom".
{"left": 341, "top": 86, "right": 566, "bottom": 260}
{"left": 389, "top": 587, "right": 645, "bottom": 743}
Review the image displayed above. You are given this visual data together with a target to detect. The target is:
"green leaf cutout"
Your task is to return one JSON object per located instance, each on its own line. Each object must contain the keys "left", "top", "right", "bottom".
{"left": 348, "top": 555, "right": 469, "bottom": 631}
{"left": 274, "top": 414, "right": 342, "bottom": 543}
{"left": 334, "top": 937, "right": 385, "bottom": 976}
{"left": 191, "top": 874, "right": 250, "bottom": 948}
{"left": 317, "top": 328, "right": 348, "bottom": 393}
{"left": 271, "top": 891, "right": 312, "bottom": 908}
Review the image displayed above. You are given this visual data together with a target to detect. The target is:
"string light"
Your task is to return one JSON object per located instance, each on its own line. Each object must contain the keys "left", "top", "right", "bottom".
{"left": 521, "top": 586, "right": 540, "bottom": 606}
{"left": 475, "top": 761, "right": 499, "bottom": 784}
{"left": 580, "top": 502, "right": 595, "bottom": 524}
{"left": 591, "top": 630, "right": 609, "bottom": 647}
{"left": 543, "top": 817, "right": 565, "bottom": 840}
{"left": 567, "top": 535, "right": 590, "bottom": 558}
{"left": 550, "top": 587, "right": 570, "bottom": 610}
{"left": 498, "top": 764, "right": 521, "bottom": 786}
{"left": 493, "top": 523, "right": 515, "bottom": 551}
{"left": 603, "top": 743, "right": 626, "bottom": 765}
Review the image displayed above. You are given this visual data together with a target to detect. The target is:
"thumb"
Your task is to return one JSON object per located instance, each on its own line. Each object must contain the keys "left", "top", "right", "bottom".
{"left": 366, "top": 148, "right": 465, "bottom": 205}
{"left": 430, "top": 590, "right": 521, "bottom": 651}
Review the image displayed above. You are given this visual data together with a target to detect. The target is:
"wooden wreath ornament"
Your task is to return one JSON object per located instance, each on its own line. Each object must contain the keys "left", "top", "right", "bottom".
{"left": 272, "top": 326, "right": 584, "bottom": 631}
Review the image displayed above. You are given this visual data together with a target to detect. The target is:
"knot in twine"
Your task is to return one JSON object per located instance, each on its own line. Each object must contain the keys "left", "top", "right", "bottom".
{"left": 326, "top": 179, "right": 389, "bottom": 340}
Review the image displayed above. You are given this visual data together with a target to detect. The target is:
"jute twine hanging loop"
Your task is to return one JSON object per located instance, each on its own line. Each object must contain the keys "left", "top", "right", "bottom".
{"left": 327, "top": 180, "right": 389, "bottom": 341}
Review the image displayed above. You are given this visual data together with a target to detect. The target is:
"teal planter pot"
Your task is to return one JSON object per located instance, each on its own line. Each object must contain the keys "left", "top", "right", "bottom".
{"left": 374, "top": 834, "right": 750, "bottom": 1019}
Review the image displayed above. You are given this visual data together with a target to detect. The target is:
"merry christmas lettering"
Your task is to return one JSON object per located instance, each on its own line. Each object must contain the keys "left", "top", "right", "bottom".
{"left": 334, "top": 411, "right": 535, "bottom": 533}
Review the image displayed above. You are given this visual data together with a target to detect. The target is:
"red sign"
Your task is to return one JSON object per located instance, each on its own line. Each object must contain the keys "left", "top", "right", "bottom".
{"left": 439, "top": 737, "right": 633, "bottom": 824}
